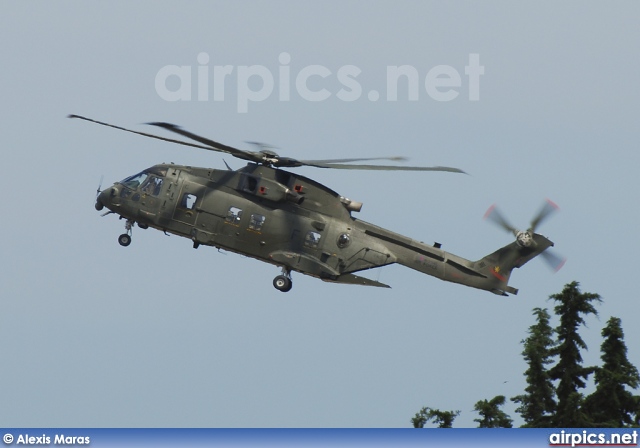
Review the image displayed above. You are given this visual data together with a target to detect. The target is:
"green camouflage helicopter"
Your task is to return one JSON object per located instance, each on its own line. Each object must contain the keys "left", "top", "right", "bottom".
{"left": 71, "top": 115, "right": 564, "bottom": 294}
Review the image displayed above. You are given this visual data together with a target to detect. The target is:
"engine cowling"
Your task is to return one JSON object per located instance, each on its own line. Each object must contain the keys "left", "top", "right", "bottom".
{"left": 242, "top": 175, "right": 303, "bottom": 204}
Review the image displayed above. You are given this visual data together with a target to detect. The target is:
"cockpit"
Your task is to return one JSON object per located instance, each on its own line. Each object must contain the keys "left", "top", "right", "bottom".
{"left": 120, "top": 168, "right": 167, "bottom": 197}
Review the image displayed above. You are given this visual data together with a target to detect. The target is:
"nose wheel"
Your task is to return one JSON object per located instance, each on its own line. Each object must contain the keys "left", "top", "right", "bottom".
{"left": 273, "top": 268, "right": 293, "bottom": 292}
{"left": 118, "top": 218, "right": 135, "bottom": 247}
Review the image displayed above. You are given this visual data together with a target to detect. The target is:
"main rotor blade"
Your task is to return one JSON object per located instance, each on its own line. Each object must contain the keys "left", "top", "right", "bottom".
{"left": 484, "top": 204, "right": 518, "bottom": 235}
{"left": 529, "top": 199, "right": 559, "bottom": 233}
{"left": 71, "top": 115, "right": 467, "bottom": 174}
{"left": 302, "top": 162, "right": 466, "bottom": 173}
{"left": 147, "top": 122, "right": 258, "bottom": 162}
{"left": 301, "top": 156, "right": 408, "bottom": 164}
{"left": 541, "top": 249, "right": 566, "bottom": 272}
{"left": 68, "top": 115, "right": 217, "bottom": 152}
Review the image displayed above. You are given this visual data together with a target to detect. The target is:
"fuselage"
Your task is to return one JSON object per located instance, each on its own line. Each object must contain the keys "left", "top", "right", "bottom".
{"left": 96, "top": 162, "right": 552, "bottom": 294}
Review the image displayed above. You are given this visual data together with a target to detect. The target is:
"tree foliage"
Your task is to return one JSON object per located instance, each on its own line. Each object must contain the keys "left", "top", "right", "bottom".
{"left": 511, "top": 307, "right": 556, "bottom": 427}
{"left": 473, "top": 395, "right": 513, "bottom": 428}
{"left": 412, "top": 281, "right": 640, "bottom": 428}
{"left": 548, "top": 281, "right": 601, "bottom": 427}
{"left": 583, "top": 317, "right": 640, "bottom": 427}
{"left": 411, "top": 407, "right": 460, "bottom": 428}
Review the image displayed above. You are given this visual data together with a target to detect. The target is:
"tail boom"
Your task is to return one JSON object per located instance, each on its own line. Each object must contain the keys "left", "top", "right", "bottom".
{"left": 352, "top": 220, "right": 554, "bottom": 295}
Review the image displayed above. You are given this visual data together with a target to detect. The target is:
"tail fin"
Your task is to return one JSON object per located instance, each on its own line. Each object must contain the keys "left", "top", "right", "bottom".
{"left": 475, "top": 233, "right": 554, "bottom": 296}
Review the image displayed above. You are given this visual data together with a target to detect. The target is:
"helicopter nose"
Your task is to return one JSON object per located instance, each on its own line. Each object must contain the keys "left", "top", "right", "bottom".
{"left": 95, "top": 185, "right": 119, "bottom": 211}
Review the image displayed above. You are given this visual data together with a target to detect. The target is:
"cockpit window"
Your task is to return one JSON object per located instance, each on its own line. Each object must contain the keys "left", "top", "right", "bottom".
{"left": 121, "top": 172, "right": 149, "bottom": 189}
{"left": 141, "top": 176, "right": 163, "bottom": 196}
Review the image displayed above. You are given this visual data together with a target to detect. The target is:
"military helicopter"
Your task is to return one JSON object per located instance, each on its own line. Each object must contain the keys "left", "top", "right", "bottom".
{"left": 71, "top": 114, "right": 563, "bottom": 295}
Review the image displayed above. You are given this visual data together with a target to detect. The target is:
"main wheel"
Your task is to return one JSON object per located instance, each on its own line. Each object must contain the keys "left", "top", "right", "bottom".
{"left": 118, "top": 234, "right": 132, "bottom": 247}
{"left": 273, "top": 275, "right": 292, "bottom": 292}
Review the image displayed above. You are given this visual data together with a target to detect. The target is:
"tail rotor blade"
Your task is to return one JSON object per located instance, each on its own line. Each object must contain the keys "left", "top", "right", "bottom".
{"left": 530, "top": 199, "right": 559, "bottom": 232}
{"left": 541, "top": 250, "right": 566, "bottom": 272}
{"left": 484, "top": 204, "right": 518, "bottom": 236}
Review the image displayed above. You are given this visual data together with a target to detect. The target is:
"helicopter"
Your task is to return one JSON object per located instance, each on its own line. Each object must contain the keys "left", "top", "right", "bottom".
{"left": 70, "top": 114, "right": 564, "bottom": 295}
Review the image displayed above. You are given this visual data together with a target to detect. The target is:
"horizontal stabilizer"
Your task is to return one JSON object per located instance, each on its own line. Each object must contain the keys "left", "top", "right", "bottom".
{"left": 322, "top": 273, "right": 391, "bottom": 288}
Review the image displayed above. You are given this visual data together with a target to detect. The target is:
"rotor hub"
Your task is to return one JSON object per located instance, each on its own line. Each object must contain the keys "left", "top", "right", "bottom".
{"left": 516, "top": 230, "right": 533, "bottom": 247}
{"left": 258, "top": 149, "right": 280, "bottom": 166}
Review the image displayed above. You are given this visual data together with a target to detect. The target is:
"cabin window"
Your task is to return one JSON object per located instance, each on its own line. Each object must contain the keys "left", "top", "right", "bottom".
{"left": 226, "top": 206, "right": 243, "bottom": 224}
{"left": 180, "top": 193, "right": 197, "bottom": 210}
{"left": 337, "top": 233, "right": 351, "bottom": 248}
{"left": 304, "top": 231, "right": 322, "bottom": 248}
{"left": 248, "top": 214, "right": 266, "bottom": 232}
{"left": 141, "top": 176, "right": 163, "bottom": 196}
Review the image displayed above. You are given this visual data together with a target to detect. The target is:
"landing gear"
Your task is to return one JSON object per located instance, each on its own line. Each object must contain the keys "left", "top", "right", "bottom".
{"left": 273, "top": 276, "right": 292, "bottom": 292}
{"left": 118, "top": 234, "right": 131, "bottom": 247}
{"left": 118, "top": 218, "right": 135, "bottom": 247}
{"left": 273, "top": 268, "right": 293, "bottom": 292}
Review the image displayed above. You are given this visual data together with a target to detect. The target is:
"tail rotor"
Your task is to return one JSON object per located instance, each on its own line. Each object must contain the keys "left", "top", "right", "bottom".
{"left": 484, "top": 199, "right": 566, "bottom": 272}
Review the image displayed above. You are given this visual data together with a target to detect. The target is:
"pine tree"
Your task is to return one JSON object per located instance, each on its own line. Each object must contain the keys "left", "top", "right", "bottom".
{"left": 411, "top": 407, "right": 460, "bottom": 428}
{"left": 512, "top": 307, "right": 557, "bottom": 427}
{"left": 548, "top": 281, "right": 601, "bottom": 427}
{"left": 473, "top": 395, "right": 513, "bottom": 428}
{"left": 583, "top": 317, "right": 640, "bottom": 427}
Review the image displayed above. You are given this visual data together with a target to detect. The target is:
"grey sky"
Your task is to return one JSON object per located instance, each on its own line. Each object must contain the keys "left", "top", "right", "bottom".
{"left": 1, "top": 1, "right": 639, "bottom": 428}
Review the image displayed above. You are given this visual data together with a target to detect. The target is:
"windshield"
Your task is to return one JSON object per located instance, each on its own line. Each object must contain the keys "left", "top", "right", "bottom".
{"left": 121, "top": 171, "right": 149, "bottom": 189}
